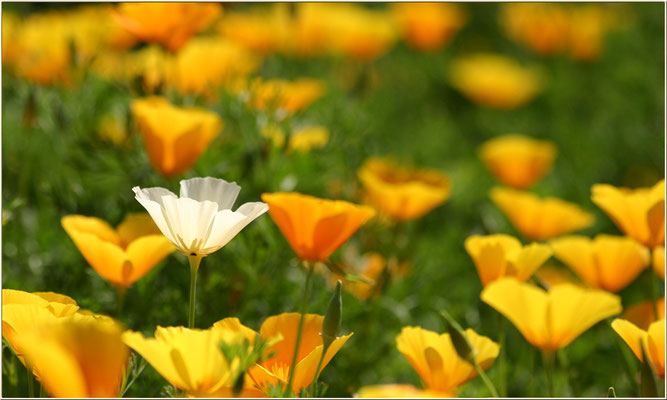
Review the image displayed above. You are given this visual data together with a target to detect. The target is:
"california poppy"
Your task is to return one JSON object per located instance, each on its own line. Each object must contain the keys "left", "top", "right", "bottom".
{"left": 612, "top": 318, "right": 665, "bottom": 378}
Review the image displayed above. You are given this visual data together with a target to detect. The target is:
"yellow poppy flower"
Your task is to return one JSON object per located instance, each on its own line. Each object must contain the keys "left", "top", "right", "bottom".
{"left": 287, "top": 126, "right": 330, "bottom": 153}
{"left": 358, "top": 158, "right": 451, "bottom": 222}
{"left": 534, "top": 264, "right": 582, "bottom": 289}
{"left": 566, "top": 5, "right": 611, "bottom": 61}
{"left": 2, "top": 288, "right": 78, "bottom": 316}
{"left": 356, "top": 384, "right": 449, "bottom": 398}
{"left": 490, "top": 187, "right": 594, "bottom": 241}
{"left": 481, "top": 278, "right": 622, "bottom": 350}
{"left": 392, "top": 3, "right": 466, "bottom": 51}
{"left": 92, "top": 45, "right": 174, "bottom": 95}
{"left": 261, "top": 192, "right": 375, "bottom": 262}
{"left": 500, "top": 3, "right": 570, "bottom": 56}
{"left": 16, "top": 312, "right": 129, "bottom": 397}
{"left": 131, "top": 97, "right": 223, "bottom": 177}
{"left": 62, "top": 213, "right": 174, "bottom": 288}
{"left": 2, "top": 11, "right": 21, "bottom": 65}
{"left": 244, "top": 78, "right": 326, "bottom": 114}
{"left": 478, "top": 134, "right": 557, "bottom": 189}
{"left": 123, "top": 324, "right": 263, "bottom": 397}
{"left": 217, "top": 4, "right": 290, "bottom": 55}
{"left": 654, "top": 246, "right": 665, "bottom": 280}
{"left": 623, "top": 298, "right": 665, "bottom": 330}
{"left": 591, "top": 179, "right": 665, "bottom": 248}
{"left": 612, "top": 318, "right": 665, "bottom": 378}
{"left": 550, "top": 234, "right": 649, "bottom": 292}
{"left": 396, "top": 326, "right": 499, "bottom": 395}
{"left": 112, "top": 2, "right": 222, "bottom": 52}
{"left": 448, "top": 53, "right": 542, "bottom": 110}
{"left": 464, "top": 234, "right": 552, "bottom": 287}
{"left": 235, "top": 313, "right": 352, "bottom": 395}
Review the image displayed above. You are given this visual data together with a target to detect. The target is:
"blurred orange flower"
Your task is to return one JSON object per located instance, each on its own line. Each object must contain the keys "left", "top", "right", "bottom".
{"left": 464, "top": 234, "right": 552, "bottom": 287}
{"left": 591, "top": 179, "right": 665, "bottom": 248}
{"left": 478, "top": 134, "right": 557, "bottom": 189}
{"left": 396, "top": 326, "right": 499, "bottom": 395}
{"left": 261, "top": 192, "right": 375, "bottom": 262}
{"left": 449, "top": 53, "right": 542, "bottom": 110}
{"left": 392, "top": 3, "right": 466, "bottom": 51}
{"left": 624, "top": 298, "right": 665, "bottom": 330}
{"left": 62, "top": 213, "right": 174, "bottom": 288}
{"left": 113, "top": 2, "right": 222, "bottom": 51}
{"left": 328, "top": 249, "right": 387, "bottom": 300}
{"left": 490, "top": 187, "right": 594, "bottom": 241}
{"left": 654, "top": 246, "right": 665, "bottom": 280}
{"left": 500, "top": 3, "right": 570, "bottom": 56}
{"left": 131, "top": 96, "right": 222, "bottom": 177}
{"left": 481, "top": 278, "right": 621, "bottom": 350}
{"left": 17, "top": 312, "right": 129, "bottom": 397}
{"left": 217, "top": 4, "right": 290, "bottom": 55}
{"left": 357, "top": 384, "right": 448, "bottom": 398}
{"left": 245, "top": 78, "right": 326, "bottom": 115}
{"left": 93, "top": 45, "right": 174, "bottom": 95}
{"left": 358, "top": 158, "right": 451, "bottom": 222}
{"left": 550, "top": 234, "right": 650, "bottom": 292}
{"left": 612, "top": 318, "right": 665, "bottom": 378}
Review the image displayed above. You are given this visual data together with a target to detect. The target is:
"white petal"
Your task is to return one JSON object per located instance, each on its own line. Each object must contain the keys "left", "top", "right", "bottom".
{"left": 132, "top": 186, "right": 178, "bottom": 245}
{"left": 161, "top": 196, "right": 219, "bottom": 254}
{"left": 179, "top": 177, "right": 241, "bottom": 211}
{"left": 201, "top": 202, "right": 269, "bottom": 254}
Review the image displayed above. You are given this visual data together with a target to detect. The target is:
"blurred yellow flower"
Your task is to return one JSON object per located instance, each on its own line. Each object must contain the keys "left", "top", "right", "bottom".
{"left": 449, "top": 53, "right": 542, "bottom": 110}
{"left": 624, "top": 298, "right": 665, "bottom": 331}
{"left": 534, "top": 264, "right": 582, "bottom": 289}
{"left": 550, "top": 234, "right": 649, "bottom": 292}
{"left": 92, "top": 45, "right": 173, "bottom": 94}
{"left": 654, "top": 245, "right": 665, "bottom": 280}
{"left": 464, "top": 234, "right": 552, "bottom": 287}
{"left": 123, "top": 324, "right": 263, "bottom": 397}
{"left": 567, "top": 5, "right": 611, "bottom": 61}
{"left": 396, "top": 326, "right": 499, "bottom": 395}
{"left": 236, "top": 313, "right": 352, "bottom": 395}
{"left": 478, "top": 134, "right": 557, "bottom": 189}
{"left": 113, "top": 2, "right": 222, "bottom": 51}
{"left": 131, "top": 97, "right": 222, "bottom": 177}
{"left": 288, "top": 126, "right": 330, "bottom": 153}
{"left": 328, "top": 249, "right": 387, "bottom": 301}
{"left": 357, "top": 384, "right": 449, "bottom": 398}
{"left": 392, "top": 3, "right": 466, "bottom": 51}
{"left": 17, "top": 312, "right": 129, "bottom": 397}
{"left": 490, "top": 187, "right": 594, "bottom": 241}
{"left": 217, "top": 4, "right": 290, "bottom": 55}
{"left": 500, "top": 3, "right": 570, "bottom": 57}
{"left": 2, "top": 11, "right": 21, "bottom": 65}
{"left": 358, "top": 158, "right": 451, "bottom": 222}
{"left": 62, "top": 213, "right": 174, "bottom": 288}
{"left": 591, "top": 179, "right": 665, "bottom": 248}
{"left": 612, "top": 318, "right": 665, "bottom": 378}
{"left": 481, "top": 278, "right": 622, "bottom": 350}
{"left": 261, "top": 192, "right": 375, "bottom": 262}
{"left": 245, "top": 78, "right": 326, "bottom": 114}
{"left": 98, "top": 112, "right": 128, "bottom": 146}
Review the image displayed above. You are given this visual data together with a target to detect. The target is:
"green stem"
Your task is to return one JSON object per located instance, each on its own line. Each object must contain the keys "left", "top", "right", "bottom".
{"left": 188, "top": 255, "right": 203, "bottom": 329}
{"left": 39, "top": 383, "right": 45, "bottom": 398}
{"left": 497, "top": 314, "right": 507, "bottom": 397}
{"left": 116, "top": 287, "right": 126, "bottom": 317}
{"left": 27, "top": 366, "right": 34, "bottom": 397}
{"left": 649, "top": 268, "right": 660, "bottom": 320}
{"left": 285, "top": 260, "right": 315, "bottom": 397}
{"left": 312, "top": 343, "right": 329, "bottom": 391}
{"left": 472, "top": 359, "right": 499, "bottom": 398}
{"left": 542, "top": 350, "right": 555, "bottom": 397}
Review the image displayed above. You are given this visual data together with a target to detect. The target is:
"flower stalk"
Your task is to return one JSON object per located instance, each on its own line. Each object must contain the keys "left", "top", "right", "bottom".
{"left": 188, "top": 255, "right": 203, "bottom": 329}
{"left": 542, "top": 350, "right": 555, "bottom": 397}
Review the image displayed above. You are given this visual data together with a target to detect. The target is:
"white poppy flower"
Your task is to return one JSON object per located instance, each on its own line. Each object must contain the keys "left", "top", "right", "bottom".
{"left": 133, "top": 177, "right": 268, "bottom": 257}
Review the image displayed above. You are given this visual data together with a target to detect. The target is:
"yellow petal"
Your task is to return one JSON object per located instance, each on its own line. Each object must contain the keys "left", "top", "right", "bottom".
{"left": 2, "top": 289, "right": 49, "bottom": 307}
{"left": 534, "top": 264, "right": 581, "bottom": 289}
{"left": 2, "top": 304, "right": 61, "bottom": 366}
{"left": 116, "top": 212, "right": 163, "bottom": 247}
{"left": 291, "top": 332, "right": 353, "bottom": 392}
{"left": 612, "top": 318, "right": 647, "bottom": 362}
{"left": 549, "top": 236, "right": 598, "bottom": 287}
{"left": 506, "top": 242, "right": 552, "bottom": 282}
{"left": 653, "top": 246, "right": 665, "bottom": 280}
{"left": 464, "top": 234, "right": 521, "bottom": 286}
{"left": 61, "top": 215, "right": 120, "bottom": 246}
{"left": 647, "top": 319, "right": 665, "bottom": 378}
{"left": 212, "top": 317, "right": 258, "bottom": 342}
{"left": 33, "top": 292, "right": 80, "bottom": 317}
{"left": 125, "top": 235, "right": 174, "bottom": 285}
{"left": 592, "top": 235, "right": 649, "bottom": 291}
{"left": 357, "top": 384, "right": 452, "bottom": 398}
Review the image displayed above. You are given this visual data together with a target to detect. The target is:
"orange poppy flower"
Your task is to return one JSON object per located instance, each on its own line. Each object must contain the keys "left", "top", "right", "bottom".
{"left": 490, "top": 187, "right": 594, "bottom": 241}
{"left": 591, "top": 179, "right": 665, "bottom": 248}
{"left": 62, "top": 213, "right": 174, "bottom": 288}
{"left": 654, "top": 246, "right": 665, "bottom": 280}
{"left": 478, "top": 134, "right": 557, "bottom": 189}
{"left": 261, "top": 192, "right": 375, "bottom": 262}
{"left": 550, "top": 234, "right": 650, "bottom": 292}
{"left": 245, "top": 78, "right": 326, "bottom": 114}
{"left": 217, "top": 4, "right": 290, "bottom": 55}
{"left": 612, "top": 318, "right": 665, "bottom": 378}
{"left": 131, "top": 97, "right": 222, "bottom": 177}
{"left": 358, "top": 158, "right": 451, "bottom": 222}
{"left": 392, "top": 3, "right": 466, "bottom": 51}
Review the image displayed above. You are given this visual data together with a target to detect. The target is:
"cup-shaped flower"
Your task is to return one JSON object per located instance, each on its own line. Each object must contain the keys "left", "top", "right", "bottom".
{"left": 227, "top": 313, "right": 352, "bottom": 395}
{"left": 16, "top": 312, "right": 129, "bottom": 397}
{"left": 448, "top": 53, "right": 542, "bottom": 110}
{"left": 261, "top": 192, "right": 375, "bottom": 261}
{"left": 134, "top": 177, "right": 268, "bottom": 257}
{"left": 623, "top": 298, "right": 665, "bottom": 330}
{"left": 478, "top": 134, "right": 557, "bottom": 189}
{"left": 654, "top": 245, "right": 665, "bottom": 280}
{"left": 392, "top": 3, "right": 466, "bottom": 52}
{"left": 591, "top": 179, "right": 665, "bottom": 248}
{"left": 464, "top": 234, "right": 552, "bottom": 287}
{"left": 62, "top": 213, "right": 175, "bottom": 288}
{"left": 550, "top": 234, "right": 649, "bottom": 292}
{"left": 356, "top": 384, "right": 448, "bottom": 398}
{"left": 358, "top": 158, "right": 451, "bottom": 222}
{"left": 131, "top": 97, "right": 223, "bottom": 178}
{"left": 112, "top": 3, "right": 222, "bottom": 51}
{"left": 2, "top": 289, "right": 79, "bottom": 316}
{"left": 396, "top": 326, "right": 499, "bottom": 396}
{"left": 123, "top": 325, "right": 264, "bottom": 397}
{"left": 612, "top": 318, "right": 665, "bottom": 378}
{"left": 490, "top": 187, "right": 594, "bottom": 241}
{"left": 481, "top": 278, "right": 622, "bottom": 350}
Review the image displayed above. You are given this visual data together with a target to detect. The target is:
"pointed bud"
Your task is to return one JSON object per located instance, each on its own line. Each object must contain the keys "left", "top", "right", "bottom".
{"left": 232, "top": 370, "right": 245, "bottom": 397}
{"left": 322, "top": 281, "right": 343, "bottom": 349}
{"left": 441, "top": 309, "right": 476, "bottom": 364}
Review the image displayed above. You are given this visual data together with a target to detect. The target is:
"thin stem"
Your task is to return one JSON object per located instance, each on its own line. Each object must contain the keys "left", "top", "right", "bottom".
{"left": 312, "top": 344, "right": 329, "bottom": 391}
{"left": 497, "top": 314, "right": 507, "bottom": 397}
{"left": 27, "top": 366, "right": 34, "bottom": 397}
{"left": 285, "top": 260, "right": 315, "bottom": 397}
{"left": 116, "top": 287, "right": 126, "bottom": 317}
{"left": 39, "top": 383, "right": 45, "bottom": 398}
{"left": 187, "top": 255, "right": 203, "bottom": 329}
{"left": 472, "top": 359, "right": 499, "bottom": 398}
{"left": 542, "top": 350, "right": 555, "bottom": 397}
{"left": 649, "top": 267, "right": 660, "bottom": 320}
